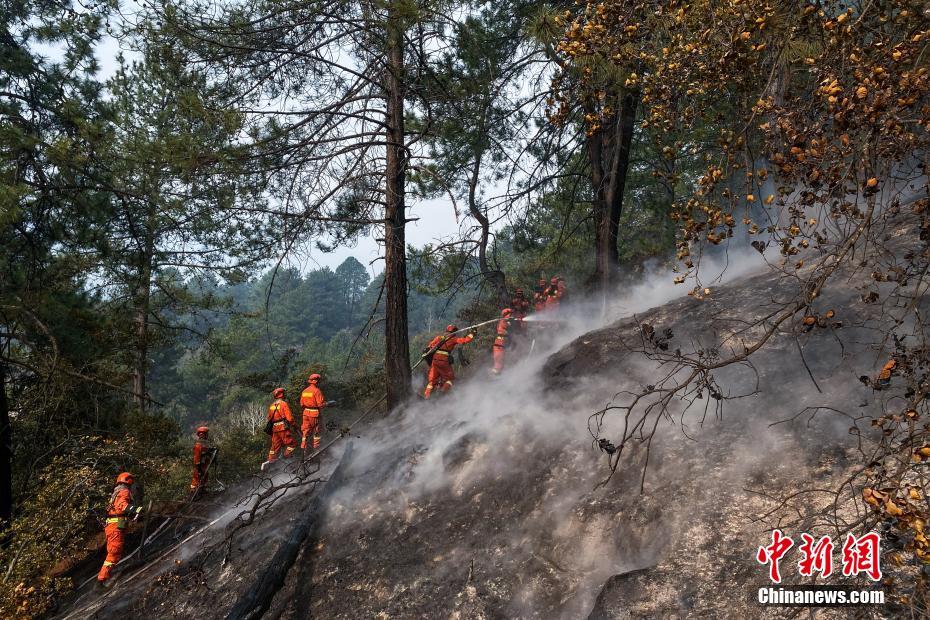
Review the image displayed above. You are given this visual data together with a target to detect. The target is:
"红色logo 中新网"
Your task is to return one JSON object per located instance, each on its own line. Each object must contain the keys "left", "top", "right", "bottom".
{"left": 756, "top": 530, "right": 881, "bottom": 583}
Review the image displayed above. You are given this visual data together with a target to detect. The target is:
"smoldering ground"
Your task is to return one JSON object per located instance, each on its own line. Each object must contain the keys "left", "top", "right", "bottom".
{"left": 59, "top": 224, "right": 922, "bottom": 619}
{"left": 300, "top": 244, "right": 902, "bottom": 618}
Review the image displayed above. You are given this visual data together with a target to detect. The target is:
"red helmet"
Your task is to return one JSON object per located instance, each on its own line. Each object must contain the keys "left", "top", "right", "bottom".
{"left": 502, "top": 308, "right": 513, "bottom": 317}
{"left": 196, "top": 426, "right": 209, "bottom": 436}
{"left": 307, "top": 373, "right": 321, "bottom": 383}
{"left": 116, "top": 472, "right": 134, "bottom": 485}
{"left": 446, "top": 325, "right": 458, "bottom": 333}
{"left": 272, "top": 387, "right": 285, "bottom": 399}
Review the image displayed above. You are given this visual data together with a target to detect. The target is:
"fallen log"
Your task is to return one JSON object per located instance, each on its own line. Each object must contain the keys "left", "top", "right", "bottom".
{"left": 225, "top": 443, "right": 355, "bottom": 620}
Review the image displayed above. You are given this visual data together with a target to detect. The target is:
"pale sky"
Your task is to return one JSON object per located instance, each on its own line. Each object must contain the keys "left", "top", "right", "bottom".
{"left": 302, "top": 198, "right": 463, "bottom": 275}
{"left": 93, "top": 34, "right": 460, "bottom": 276}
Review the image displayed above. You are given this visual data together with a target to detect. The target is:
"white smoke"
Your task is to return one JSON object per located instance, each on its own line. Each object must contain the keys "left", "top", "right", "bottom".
{"left": 312, "top": 243, "right": 867, "bottom": 617}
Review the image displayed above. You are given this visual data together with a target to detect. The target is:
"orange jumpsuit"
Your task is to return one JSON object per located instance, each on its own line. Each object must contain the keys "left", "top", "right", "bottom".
{"left": 492, "top": 318, "right": 510, "bottom": 374}
{"left": 190, "top": 438, "right": 212, "bottom": 490}
{"left": 423, "top": 332, "right": 474, "bottom": 398}
{"left": 511, "top": 295, "right": 530, "bottom": 321}
{"left": 267, "top": 399, "right": 296, "bottom": 461}
{"left": 544, "top": 285, "right": 561, "bottom": 310}
{"left": 300, "top": 384, "right": 326, "bottom": 450}
{"left": 533, "top": 285, "right": 547, "bottom": 312}
{"left": 97, "top": 484, "right": 136, "bottom": 582}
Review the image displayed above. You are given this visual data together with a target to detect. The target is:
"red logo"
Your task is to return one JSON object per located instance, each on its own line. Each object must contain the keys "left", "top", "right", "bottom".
{"left": 757, "top": 530, "right": 881, "bottom": 583}
{"left": 798, "top": 533, "right": 834, "bottom": 578}
{"left": 756, "top": 529, "right": 794, "bottom": 583}
{"left": 841, "top": 532, "right": 882, "bottom": 581}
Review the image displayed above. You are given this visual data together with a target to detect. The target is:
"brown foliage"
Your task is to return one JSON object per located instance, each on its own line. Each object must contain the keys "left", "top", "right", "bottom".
{"left": 560, "top": 0, "right": 930, "bottom": 610}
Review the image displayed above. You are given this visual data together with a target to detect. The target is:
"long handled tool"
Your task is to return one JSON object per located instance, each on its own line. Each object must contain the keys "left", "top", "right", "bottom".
{"left": 137, "top": 500, "right": 153, "bottom": 562}
{"left": 412, "top": 318, "right": 500, "bottom": 371}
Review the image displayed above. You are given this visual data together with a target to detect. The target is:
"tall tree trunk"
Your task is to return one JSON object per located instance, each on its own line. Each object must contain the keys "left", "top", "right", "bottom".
{"left": 589, "top": 89, "right": 639, "bottom": 295}
{"left": 0, "top": 360, "right": 11, "bottom": 527}
{"left": 660, "top": 155, "right": 677, "bottom": 247}
{"left": 467, "top": 150, "right": 507, "bottom": 304}
{"left": 133, "top": 226, "right": 155, "bottom": 414}
{"left": 383, "top": 3, "right": 411, "bottom": 410}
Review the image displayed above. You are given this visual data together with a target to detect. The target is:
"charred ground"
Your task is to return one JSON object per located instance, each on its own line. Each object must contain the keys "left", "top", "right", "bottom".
{"left": 54, "top": 216, "right": 924, "bottom": 619}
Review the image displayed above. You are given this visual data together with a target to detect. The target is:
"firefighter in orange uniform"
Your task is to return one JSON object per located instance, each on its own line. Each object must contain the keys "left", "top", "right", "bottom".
{"left": 190, "top": 426, "right": 215, "bottom": 492}
{"left": 264, "top": 388, "right": 296, "bottom": 467}
{"left": 533, "top": 279, "right": 548, "bottom": 312}
{"left": 544, "top": 277, "right": 562, "bottom": 309}
{"left": 300, "top": 374, "right": 327, "bottom": 451}
{"left": 423, "top": 325, "right": 475, "bottom": 399}
{"left": 511, "top": 289, "right": 530, "bottom": 322}
{"left": 492, "top": 308, "right": 513, "bottom": 375}
{"left": 556, "top": 276, "right": 567, "bottom": 301}
{"left": 97, "top": 472, "right": 142, "bottom": 584}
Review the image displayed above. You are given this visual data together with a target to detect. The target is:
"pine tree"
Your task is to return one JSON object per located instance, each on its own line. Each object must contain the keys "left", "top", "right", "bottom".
{"left": 1, "top": 0, "right": 113, "bottom": 525}
{"left": 149, "top": 0, "right": 459, "bottom": 408}
{"left": 98, "top": 40, "right": 265, "bottom": 412}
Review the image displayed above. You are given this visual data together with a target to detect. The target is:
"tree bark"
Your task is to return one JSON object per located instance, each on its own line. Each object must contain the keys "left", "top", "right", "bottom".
{"left": 0, "top": 360, "right": 11, "bottom": 527}
{"left": 467, "top": 150, "right": 507, "bottom": 304}
{"left": 132, "top": 225, "right": 155, "bottom": 414}
{"left": 383, "top": 2, "right": 411, "bottom": 410}
{"left": 589, "top": 89, "right": 639, "bottom": 295}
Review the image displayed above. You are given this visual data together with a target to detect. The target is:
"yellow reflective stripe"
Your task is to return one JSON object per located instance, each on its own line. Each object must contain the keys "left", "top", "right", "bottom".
{"left": 103, "top": 561, "right": 116, "bottom": 567}
{"left": 434, "top": 350, "right": 450, "bottom": 356}
{"left": 304, "top": 408, "right": 320, "bottom": 412}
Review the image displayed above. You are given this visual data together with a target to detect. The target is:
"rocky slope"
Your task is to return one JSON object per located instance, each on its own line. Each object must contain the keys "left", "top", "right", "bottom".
{"left": 56, "top": 216, "right": 922, "bottom": 619}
